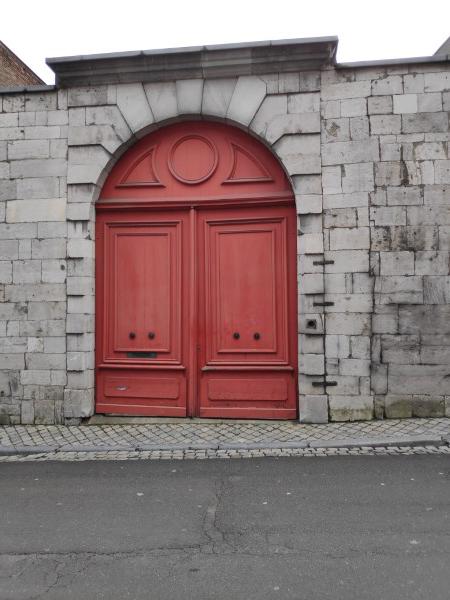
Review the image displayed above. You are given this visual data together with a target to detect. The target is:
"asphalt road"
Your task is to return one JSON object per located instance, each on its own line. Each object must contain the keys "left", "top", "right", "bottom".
{"left": 1, "top": 455, "right": 449, "bottom": 600}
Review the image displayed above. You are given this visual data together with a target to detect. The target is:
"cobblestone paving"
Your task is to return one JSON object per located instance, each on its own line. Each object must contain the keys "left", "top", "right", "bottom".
{"left": 1, "top": 417, "right": 450, "bottom": 448}
{"left": 0, "top": 445, "right": 449, "bottom": 462}
{"left": 0, "top": 418, "right": 449, "bottom": 462}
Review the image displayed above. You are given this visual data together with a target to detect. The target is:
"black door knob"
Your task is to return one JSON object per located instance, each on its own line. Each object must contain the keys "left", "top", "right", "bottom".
{"left": 129, "top": 332, "right": 136, "bottom": 339}
{"left": 233, "top": 332, "right": 240, "bottom": 340}
{"left": 148, "top": 332, "right": 155, "bottom": 339}
{"left": 254, "top": 332, "right": 261, "bottom": 340}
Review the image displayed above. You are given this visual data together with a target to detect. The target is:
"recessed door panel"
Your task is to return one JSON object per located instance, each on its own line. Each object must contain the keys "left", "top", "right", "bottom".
{"left": 198, "top": 206, "right": 298, "bottom": 419}
{"left": 96, "top": 211, "right": 189, "bottom": 416}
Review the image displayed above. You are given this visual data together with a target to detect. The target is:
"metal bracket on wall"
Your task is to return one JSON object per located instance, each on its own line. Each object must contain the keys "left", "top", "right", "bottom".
{"left": 311, "top": 380, "right": 338, "bottom": 387}
{"left": 313, "top": 260, "right": 335, "bottom": 266}
{"left": 313, "top": 301, "right": 335, "bottom": 307}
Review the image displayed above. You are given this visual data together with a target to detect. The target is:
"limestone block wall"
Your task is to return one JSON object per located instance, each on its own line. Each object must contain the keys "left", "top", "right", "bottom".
{"left": 320, "top": 63, "right": 450, "bottom": 420}
{"left": 0, "top": 55, "right": 449, "bottom": 424}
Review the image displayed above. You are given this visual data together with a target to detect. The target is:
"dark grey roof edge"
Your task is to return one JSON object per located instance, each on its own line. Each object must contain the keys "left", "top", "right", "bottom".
{"left": 337, "top": 54, "right": 450, "bottom": 69}
{"left": 0, "top": 84, "right": 56, "bottom": 94}
{"left": 46, "top": 36, "right": 339, "bottom": 65}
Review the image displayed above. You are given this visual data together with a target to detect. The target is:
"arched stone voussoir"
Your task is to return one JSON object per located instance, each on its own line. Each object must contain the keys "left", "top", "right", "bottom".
{"left": 68, "top": 146, "right": 112, "bottom": 186}
{"left": 202, "top": 78, "right": 237, "bottom": 118}
{"left": 176, "top": 79, "right": 204, "bottom": 115}
{"left": 144, "top": 81, "right": 179, "bottom": 122}
{"left": 116, "top": 82, "right": 155, "bottom": 134}
{"left": 226, "top": 76, "right": 267, "bottom": 126}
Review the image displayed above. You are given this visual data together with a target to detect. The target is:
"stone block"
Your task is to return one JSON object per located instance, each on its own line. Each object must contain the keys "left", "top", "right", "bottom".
{"left": 322, "top": 81, "right": 371, "bottom": 100}
{"left": 288, "top": 93, "right": 320, "bottom": 114}
{"left": 370, "top": 115, "right": 401, "bottom": 134}
{"left": 367, "top": 95, "right": 393, "bottom": 114}
{"left": 387, "top": 186, "right": 422, "bottom": 206}
{"left": 414, "top": 251, "right": 448, "bottom": 275}
{"left": 339, "top": 358, "right": 370, "bottom": 376}
{"left": 31, "top": 239, "right": 66, "bottom": 259}
{"left": 371, "top": 75, "right": 403, "bottom": 95}
{"left": 63, "top": 388, "right": 94, "bottom": 418}
{"left": 249, "top": 95, "right": 287, "bottom": 137}
{"left": 324, "top": 250, "right": 369, "bottom": 273}
{"left": 349, "top": 116, "right": 369, "bottom": 140}
{"left": 388, "top": 363, "right": 450, "bottom": 394}
{"left": 8, "top": 140, "right": 49, "bottom": 160}
{"left": 0, "top": 261, "right": 12, "bottom": 283}
{"left": 325, "top": 335, "right": 350, "bottom": 358}
{"left": 404, "top": 74, "right": 424, "bottom": 94}
{"left": 67, "top": 146, "right": 111, "bottom": 185}
{"left": 20, "top": 370, "right": 51, "bottom": 385}
{"left": 340, "top": 98, "right": 367, "bottom": 117}
{"left": 67, "top": 239, "right": 94, "bottom": 259}
{"left": 298, "top": 353, "right": 325, "bottom": 375}
{"left": 322, "top": 139, "right": 379, "bottom": 165}
{"left": 295, "top": 194, "right": 323, "bottom": 214}
{"left": 371, "top": 363, "right": 388, "bottom": 395}
{"left": 227, "top": 76, "right": 266, "bottom": 126}
{"left": 0, "top": 354, "right": 25, "bottom": 369}
{"left": 116, "top": 83, "right": 154, "bottom": 133}
{"left": 300, "top": 273, "right": 324, "bottom": 294}
{"left": 411, "top": 395, "right": 445, "bottom": 417}
{"left": 5, "top": 283, "right": 65, "bottom": 302}
{"left": 325, "top": 293, "right": 372, "bottom": 313}
{"left": 384, "top": 395, "right": 412, "bottom": 418}
{"left": 21, "top": 401, "right": 35, "bottom": 424}
{"left": 176, "top": 79, "right": 204, "bottom": 115}
{"left": 0, "top": 240, "right": 18, "bottom": 260}
{"left": 342, "top": 163, "right": 374, "bottom": 193}
{"left": 7, "top": 198, "right": 66, "bottom": 223}
{"left": 298, "top": 313, "right": 324, "bottom": 335}
{"left": 68, "top": 86, "right": 108, "bottom": 107}
{"left": 408, "top": 206, "right": 450, "bottom": 226}
{"left": 202, "top": 78, "right": 237, "bottom": 118}
{"left": 402, "top": 112, "right": 448, "bottom": 134}
{"left": 10, "top": 159, "right": 67, "bottom": 178}
{"left": 393, "top": 94, "right": 418, "bottom": 114}
{"left": 325, "top": 313, "right": 371, "bottom": 335}
{"left": 323, "top": 192, "right": 368, "bottom": 209}
{"left": 379, "top": 251, "right": 414, "bottom": 276}
{"left": 298, "top": 233, "right": 324, "bottom": 254}
{"left": 423, "top": 276, "right": 450, "bottom": 304}
{"left": 329, "top": 227, "right": 370, "bottom": 250}
{"left": 421, "top": 345, "right": 450, "bottom": 364}
{"left": 424, "top": 72, "right": 450, "bottom": 92}
{"left": 266, "top": 113, "right": 321, "bottom": 144}
{"left": 324, "top": 209, "right": 357, "bottom": 229}
{"left": 322, "top": 118, "right": 350, "bottom": 143}
{"left": 13, "top": 260, "right": 41, "bottom": 283}
{"left": 371, "top": 206, "right": 406, "bottom": 226}
{"left": 381, "top": 334, "right": 420, "bottom": 364}
{"left": 299, "top": 395, "right": 328, "bottom": 423}
{"left": 42, "top": 260, "right": 66, "bottom": 283}
{"left": 329, "top": 395, "right": 373, "bottom": 421}
{"left": 16, "top": 177, "right": 60, "bottom": 200}
{"left": 435, "top": 161, "right": 450, "bottom": 184}
{"left": 66, "top": 314, "right": 94, "bottom": 334}
{"left": 68, "top": 125, "right": 124, "bottom": 154}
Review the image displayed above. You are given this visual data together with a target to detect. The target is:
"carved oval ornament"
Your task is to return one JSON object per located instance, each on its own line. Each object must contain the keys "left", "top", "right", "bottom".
{"left": 168, "top": 135, "right": 218, "bottom": 184}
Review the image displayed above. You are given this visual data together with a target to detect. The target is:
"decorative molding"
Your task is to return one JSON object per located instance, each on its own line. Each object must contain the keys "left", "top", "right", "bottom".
{"left": 47, "top": 37, "right": 338, "bottom": 86}
{"left": 224, "top": 143, "right": 273, "bottom": 184}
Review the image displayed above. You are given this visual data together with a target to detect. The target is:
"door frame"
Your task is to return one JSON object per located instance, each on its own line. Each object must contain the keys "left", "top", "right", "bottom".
{"left": 95, "top": 120, "right": 299, "bottom": 419}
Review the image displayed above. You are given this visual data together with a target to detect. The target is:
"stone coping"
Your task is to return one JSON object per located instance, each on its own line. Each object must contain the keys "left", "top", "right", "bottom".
{"left": 46, "top": 36, "right": 338, "bottom": 86}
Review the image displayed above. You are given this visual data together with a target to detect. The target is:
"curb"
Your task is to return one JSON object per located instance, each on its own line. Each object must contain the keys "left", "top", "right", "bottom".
{"left": 0, "top": 435, "right": 449, "bottom": 456}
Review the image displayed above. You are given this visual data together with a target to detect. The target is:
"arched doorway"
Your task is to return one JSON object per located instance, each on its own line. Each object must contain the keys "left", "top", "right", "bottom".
{"left": 95, "top": 121, "right": 298, "bottom": 419}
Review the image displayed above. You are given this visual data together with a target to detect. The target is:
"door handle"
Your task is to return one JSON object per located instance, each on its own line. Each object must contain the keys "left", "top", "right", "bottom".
{"left": 253, "top": 332, "right": 261, "bottom": 340}
{"left": 148, "top": 332, "right": 155, "bottom": 339}
{"left": 129, "top": 332, "right": 136, "bottom": 339}
{"left": 233, "top": 332, "right": 240, "bottom": 340}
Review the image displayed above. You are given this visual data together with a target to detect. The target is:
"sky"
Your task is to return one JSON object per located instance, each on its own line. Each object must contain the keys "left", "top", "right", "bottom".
{"left": 2, "top": 0, "right": 450, "bottom": 84}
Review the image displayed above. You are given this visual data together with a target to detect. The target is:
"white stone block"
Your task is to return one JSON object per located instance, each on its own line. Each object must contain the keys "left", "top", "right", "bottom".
{"left": 322, "top": 81, "right": 371, "bottom": 100}
{"left": 116, "top": 83, "right": 154, "bottom": 133}
{"left": 226, "top": 76, "right": 266, "bottom": 125}
{"left": 6, "top": 198, "right": 66, "bottom": 223}
{"left": 380, "top": 251, "right": 415, "bottom": 275}
{"left": 299, "top": 395, "right": 328, "bottom": 423}
{"left": 329, "top": 227, "right": 370, "bottom": 250}
{"left": 288, "top": 93, "right": 320, "bottom": 114}
{"left": 202, "top": 78, "right": 237, "bottom": 118}
{"left": 249, "top": 95, "right": 287, "bottom": 137}
{"left": 298, "top": 353, "right": 325, "bottom": 375}
{"left": 266, "top": 113, "right": 320, "bottom": 144}
{"left": 322, "top": 139, "right": 379, "bottom": 165}
{"left": 393, "top": 94, "right": 418, "bottom": 114}
{"left": 176, "top": 79, "right": 203, "bottom": 115}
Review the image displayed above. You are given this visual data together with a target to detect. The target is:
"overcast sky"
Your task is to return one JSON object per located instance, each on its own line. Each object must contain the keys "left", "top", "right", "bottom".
{"left": 2, "top": 0, "right": 449, "bottom": 84}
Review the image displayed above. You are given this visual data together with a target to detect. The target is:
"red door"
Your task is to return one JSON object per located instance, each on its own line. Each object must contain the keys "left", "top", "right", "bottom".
{"left": 96, "top": 121, "right": 297, "bottom": 419}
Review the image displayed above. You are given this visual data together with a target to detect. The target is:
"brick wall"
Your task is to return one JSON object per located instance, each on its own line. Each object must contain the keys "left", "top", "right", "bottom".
{"left": 0, "top": 42, "right": 43, "bottom": 87}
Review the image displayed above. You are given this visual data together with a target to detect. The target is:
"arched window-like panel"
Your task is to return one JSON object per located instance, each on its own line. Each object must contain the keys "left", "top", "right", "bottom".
{"left": 100, "top": 121, "right": 292, "bottom": 203}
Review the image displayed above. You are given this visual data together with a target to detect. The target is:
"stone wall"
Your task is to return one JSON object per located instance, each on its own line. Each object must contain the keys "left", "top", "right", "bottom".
{"left": 320, "top": 64, "right": 450, "bottom": 420}
{"left": 0, "top": 54, "right": 449, "bottom": 424}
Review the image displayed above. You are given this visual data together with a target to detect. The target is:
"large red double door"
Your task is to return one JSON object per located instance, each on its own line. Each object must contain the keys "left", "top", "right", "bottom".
{"left": 96, "top": 121, "right": 298, "bottom": 419}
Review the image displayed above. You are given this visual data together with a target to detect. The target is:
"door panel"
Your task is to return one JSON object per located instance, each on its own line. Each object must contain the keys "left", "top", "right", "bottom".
{"left": 197, "top": 206, "right": 298, "bottom": 419}
{"left": 96, "top": 210, "right": 189, "bottom": 416}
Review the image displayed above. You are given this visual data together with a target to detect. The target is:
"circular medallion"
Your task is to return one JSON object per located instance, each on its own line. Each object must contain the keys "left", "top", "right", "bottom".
{"left": 168, "top": 135, "right": 218, "bottom": 184}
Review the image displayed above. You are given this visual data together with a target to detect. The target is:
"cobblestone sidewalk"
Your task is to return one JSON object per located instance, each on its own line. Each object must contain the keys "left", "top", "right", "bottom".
{"left": 1, "top": 418, "right": 450, "bottom": 461}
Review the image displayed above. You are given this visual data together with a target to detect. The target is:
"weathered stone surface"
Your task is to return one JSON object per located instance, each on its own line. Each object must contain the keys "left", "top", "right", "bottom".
{"left": 299, "top": 395, "right": 328, "bottom": 423}
{"left": 329, "top": 395, "right": 373, "bottom": 421}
